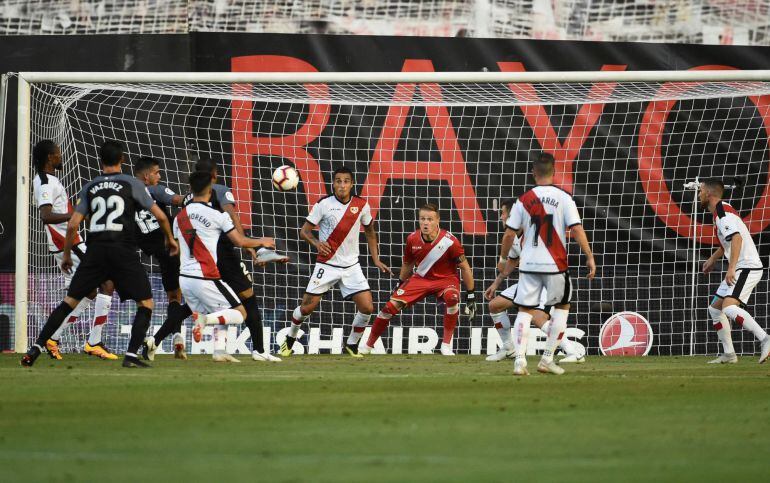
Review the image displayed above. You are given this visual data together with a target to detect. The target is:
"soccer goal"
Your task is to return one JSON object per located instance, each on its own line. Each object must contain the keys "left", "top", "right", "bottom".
{"left": 14, "top": 69, "right": 770, "bottom": 356}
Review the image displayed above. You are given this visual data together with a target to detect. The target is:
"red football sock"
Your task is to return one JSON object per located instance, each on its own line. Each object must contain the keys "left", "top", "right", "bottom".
{"left": 442, "top": 311, "right": 458, "bottom": 344}
{"left": 366, "top": 301, "right": 399, "bottom": 347}
{"left": 366, "top": 317, "right": 390, "bottom": 347}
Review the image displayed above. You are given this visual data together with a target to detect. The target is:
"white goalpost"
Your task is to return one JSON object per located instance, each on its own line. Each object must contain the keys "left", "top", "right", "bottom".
{"left": 14, "top": 69, "right": 770, "bottom": 356}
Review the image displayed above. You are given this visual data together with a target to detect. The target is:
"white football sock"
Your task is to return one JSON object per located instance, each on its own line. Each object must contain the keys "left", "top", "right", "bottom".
{"left": 513, "top": 312, "right": 532, "bottom": 360}
{"left": 347, "top": 312, "right": 371, "bottom": 345}
{"left": 51, "top": 298, "right": 91, "bottom": 340}
{"left": 490, "top": 311, "right": 512, "bottom": 347}
{"left": 289, "top": 306, "right": 309, "bottom": 338}
{"left": 542, "top": 308, "right": 568, "bottom": 363}
{"left": 723, "top": 305, "right": 768, "bottom": 342}
{"left": 88, "top": 293, "right": 112, "bottom": 345}
{"left": 205, "top": 308, "right": 244, "bottom": 325}
{"left": 213, "top": 326, "right": 227, "bottom": 354}
{"left": 708, "top": 305, "right": 734, "bottom": 354}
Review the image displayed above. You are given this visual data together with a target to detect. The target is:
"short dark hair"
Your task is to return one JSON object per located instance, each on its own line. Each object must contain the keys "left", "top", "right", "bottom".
{"left": 500, "top": 198, "right": 516, "bottom": 212}
{"left": 189, "top": 170, "right": 213, "bottom": 195}
{"left": 100, "top": 140, "right": 124, "bottom": 167}
{"left": 32, "top": 139, "right": 57, "bottom": 172}
{"left": 533, "top": 152, "right": 555, "bottom": 177}
{"left": 195, "top": 158, "right": 218, "bottom": 175}
{"left": 419, "top": 203, "right": 440, "bottom": 217}
{"left": 332, "top": 166, "right": 354, "bottom": 180}
{"left": 702, "top": 178, "right": 725, "bottom": 197}
{"left": 134, "top": 156, "right": 159, "bottom": 174}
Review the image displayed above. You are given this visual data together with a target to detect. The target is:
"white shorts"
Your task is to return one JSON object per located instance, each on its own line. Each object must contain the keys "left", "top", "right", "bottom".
{"left": 305, "top": 262, "right": 370, "bottom": 299}
{"left": 513, "top": 272, "right": 572, "bottom": 308}
{"left": 715, "top": 268, "right": 764, "bottom": 305}
{"left": 501, "top": 282, "right": 547, "bottom": 311}
{"left": 53, "top": 243, "right": 86, "bottom": 288}
{"left": 180, "top": 276, "right": 240, "bottom": 314}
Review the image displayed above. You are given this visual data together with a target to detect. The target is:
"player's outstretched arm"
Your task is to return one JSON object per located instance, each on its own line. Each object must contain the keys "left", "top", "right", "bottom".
{"left": 702, "top": 247, "right": 724, "bottom": 274}
{"left": 61, "top": 211, "right": 85, "bottom": 273}
{"left": 150, "top": 204, "right": 179, "bottom": 256}
{"left": 300, "top": 221, "right": 332, "bottom": 257}
{"left": 221, "top": 203, "right": 259, "bottom": 262}
{"left": 364, "top": 222, "right": 392, "bottom": 275}
{"left": 570, "top": 224, "right": 596, "bottom": 280}
{"left": 226, "top": 230, "right": 276, "bottom": 250}
{"left": 726, "top": 234, "right": 743, "bottom": 285}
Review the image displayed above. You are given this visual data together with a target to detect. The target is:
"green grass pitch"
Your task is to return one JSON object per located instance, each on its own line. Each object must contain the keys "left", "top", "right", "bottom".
{"left": 2, "top": 354, "right": 770, "bottom": 482}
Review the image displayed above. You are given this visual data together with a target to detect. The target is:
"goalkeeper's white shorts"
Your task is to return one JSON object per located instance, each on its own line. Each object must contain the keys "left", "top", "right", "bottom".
{"left": 501, "top": 282, "right": 547, "bottom": 311}
{"left": 513, "top": 272, "right": 572, "bottom": 308}
{"left": 714, "top": 268, "right": 763, "bottom": 305}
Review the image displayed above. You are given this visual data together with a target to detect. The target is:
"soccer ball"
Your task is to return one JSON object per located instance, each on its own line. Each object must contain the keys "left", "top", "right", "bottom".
{"left": 272, "top": 165, "right": 299, "bottom": 191}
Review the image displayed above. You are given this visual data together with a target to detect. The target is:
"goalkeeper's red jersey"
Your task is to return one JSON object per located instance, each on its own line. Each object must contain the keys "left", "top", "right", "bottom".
{"left": 404, "top": 229, "right": 464, "bottom": 282}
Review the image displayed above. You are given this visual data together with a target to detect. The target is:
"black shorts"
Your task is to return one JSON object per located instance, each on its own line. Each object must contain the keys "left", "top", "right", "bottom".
{"left": 67, "top": 243, "right": 153, "bottom": 302}
{"left": 217, "top": 243, "right": 252, "bottom": 295}
{"left": 138, "top": 233, "right": 180, "bottom": 292}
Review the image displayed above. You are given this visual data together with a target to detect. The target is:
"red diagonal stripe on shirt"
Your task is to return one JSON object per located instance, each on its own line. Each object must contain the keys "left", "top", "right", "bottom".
{"left": 47, "top": 225, "right": 81, "bottom": 250}
{"left": 411, "top": 229, "right": 446, "bottom": 266}
{"left": 177, "top": 208, "right": 220, "bottom": 278}
{"left": 519, "top": 190, "right": 568, "bottom": 271}
{"left": 317, "top": 197, "right": 367, "bottom": 263}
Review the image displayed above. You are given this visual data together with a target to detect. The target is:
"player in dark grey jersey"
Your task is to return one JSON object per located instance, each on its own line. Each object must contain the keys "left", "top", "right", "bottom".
{"left": 183, "top": 159, "right": 284, "bottom": 361}
{"left": 130, "top": 156, "right": 193, "bottom": 361}
{"left": 22, "top": 140, "right": 179, "bottom": 368}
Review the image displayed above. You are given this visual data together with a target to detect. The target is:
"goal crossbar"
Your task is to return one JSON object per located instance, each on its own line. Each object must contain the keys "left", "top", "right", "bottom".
{"left": 16, "top": 69, "right": 770, "bottom": 84}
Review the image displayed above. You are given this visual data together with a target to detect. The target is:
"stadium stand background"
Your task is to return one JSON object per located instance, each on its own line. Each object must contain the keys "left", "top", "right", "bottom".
{"left": 1, "top": 0, "right": 768, "bottom": 45}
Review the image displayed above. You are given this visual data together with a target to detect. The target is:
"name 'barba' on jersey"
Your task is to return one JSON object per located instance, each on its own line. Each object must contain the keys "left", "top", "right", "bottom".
{"left": 188, "top": 211, "right": 213, "bottom": 228}
{"left": 89, "top": 181, "right": 124, "bottom": 194}
{"left": 525, "top": 195, "right": 560, "bottom": 209}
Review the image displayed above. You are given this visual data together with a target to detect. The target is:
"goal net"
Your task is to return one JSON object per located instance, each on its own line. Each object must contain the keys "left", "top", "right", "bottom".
{"left": 15, "top": 70, "right": 770, "bottom": 357}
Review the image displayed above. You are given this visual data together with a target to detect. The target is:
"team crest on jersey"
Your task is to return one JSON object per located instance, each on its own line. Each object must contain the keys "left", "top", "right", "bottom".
{"left": 396, "top": 289, "right": 405, "bottom": 295}
{"left": 350, "top": 206, "right": 359, "bottom": 214}
{"left": 41, "top": 191, "right": 50, "bottom": 200}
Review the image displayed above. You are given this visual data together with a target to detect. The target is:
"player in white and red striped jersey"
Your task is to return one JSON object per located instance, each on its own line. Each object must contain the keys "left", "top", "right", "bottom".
{"left": 174, "top": 171, "right": 278, "bottom": 363}
{"left": 360, "top": 203, "right": 476, "bottom": 356}
{"left": 30, "top": 140, "right": 117, "bottom": 361}
{"left": 501, "top": 153, "right": 596, "bottom": 375}
{"left": 280, "top": 166, "right": 392, "bottom": 358}
{"left": 484, "top": 198, "right": 585, "bottom": 363}
{"left": 699, "top": 178, "right": 770, "bottom": 364}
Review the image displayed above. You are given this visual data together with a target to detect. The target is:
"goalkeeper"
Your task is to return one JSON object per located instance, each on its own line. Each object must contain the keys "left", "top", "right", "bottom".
{"left": 361, "top": 203, "right": 476, "bottom": 356}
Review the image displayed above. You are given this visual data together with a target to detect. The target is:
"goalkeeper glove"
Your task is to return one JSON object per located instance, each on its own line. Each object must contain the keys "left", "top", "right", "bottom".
{"left": 463, "top": 291, "right": 477, "bottom": 319}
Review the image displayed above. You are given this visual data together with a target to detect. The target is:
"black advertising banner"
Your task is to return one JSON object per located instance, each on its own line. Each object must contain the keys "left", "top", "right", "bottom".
{"left": 3, "top": 33, "right": 770, "bottom": 354}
